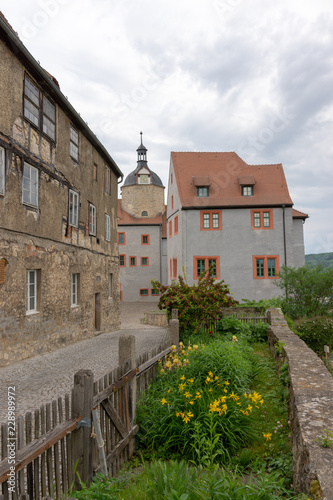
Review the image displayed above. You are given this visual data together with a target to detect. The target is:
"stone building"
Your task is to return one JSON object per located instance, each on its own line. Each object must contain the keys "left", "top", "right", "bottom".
{"left": 167, "top": 152, "right": 308, "bottom": 301}
{"left": 117, "top": 134, "right": 167, "bottom": 301}
{"left": 0, "top": 13, "right": 123, "bottom": 366}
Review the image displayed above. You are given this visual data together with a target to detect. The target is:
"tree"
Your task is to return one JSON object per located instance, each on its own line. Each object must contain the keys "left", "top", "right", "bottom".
{"left": 152, "top": 267, "right": 238, "bottom": 332}
{"left": 274, "top": 265, "right": 333, "bottom": 319}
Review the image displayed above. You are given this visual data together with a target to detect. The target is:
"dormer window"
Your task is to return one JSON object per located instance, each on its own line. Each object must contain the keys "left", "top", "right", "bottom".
{"left": 197, "top": 187, "right": 209, "bottom": 197}
{"left": 141, "top": 211, "right": 148, "bottom": 216}
{"left": 242, "top": 186, "right": 253, "bottom": 196}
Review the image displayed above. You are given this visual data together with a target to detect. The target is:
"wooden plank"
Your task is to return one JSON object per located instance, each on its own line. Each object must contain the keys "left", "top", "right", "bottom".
{"left": 58, "top": 398, "right": 66, "bottom": 495}
{"left": 25, "top": 412, "right": 33, "bottom": 498}
{"left": 0, "top": 419, "right": 80, "bottom": 483}
{"left": 91, "top": 409, "right": 107, "bottom": 476}
{"left": 17, "top": 416, "right": 25, "bottom": 494}
{"left": 65, "top": 394, "right": 72, "bottom": 491}
{"left": 52, "top": 400, "right": 61, "bottom": 499}
{"left": 93, "top": 368, "right": 137, "bottom": 407}
{"left": 40, "top": 406, "right": 47, "bottom": 497}
{"left": 45, "top": 404, "right": 53, "bottom": 497}
{"left": 34, "top": 409, "right": 40, "bottom": 500}
{"left": 101, "top": 400, "right": 127, "bottom": 439}
{"left": 105, "top": 425, "right": 139, "bottom": 465}
{"left": 136, "top": 347, "right": 172, "bottom": 376}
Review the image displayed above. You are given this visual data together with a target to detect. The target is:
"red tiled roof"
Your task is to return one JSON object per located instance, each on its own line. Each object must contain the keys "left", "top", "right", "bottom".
{"left": 292, "top": 208, "right": 309, "bottom": 219}
{"left": 117, "top": 200, "right": 167, "bottom": 236}
{"left": 0, "top": 11, "right": 19, "bottom": 37}
{"left": 171, "top": 152, "right": 293, "bottom": 208}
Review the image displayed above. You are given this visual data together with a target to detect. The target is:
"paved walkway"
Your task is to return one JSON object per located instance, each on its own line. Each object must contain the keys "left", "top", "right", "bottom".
{"left": 0, "top": 302, "right": 168, "bottom": 423}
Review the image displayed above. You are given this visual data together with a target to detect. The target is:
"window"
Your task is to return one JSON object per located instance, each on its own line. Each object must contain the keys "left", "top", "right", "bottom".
{"left": 242, "top": 186, "right": 253, "bottom": 196}
{"left": 93, "top": 164, "right": 98, "bottom": 181}
{"left": 173, "top": 258, "right": 177, "bottom": 279}
{"left": 141, "top": 257, "right": 149, "bottom": 266}
{"left": 22, "top": 163, "right": 38, "bottom": 207}
{"left": 27, "top": 270, "right": 38, "bottom": 312}
{"left": 130, "top": 256, "right": 137, "bottom": 267}
{"left": 253, "top": 255, "right": 279, "bottom": 279}
{"left": 118, "top": 232, "right": 125, "bottom": 245}
{"left": 171, "top": 195, "right": 174, "bottom": 210}
{"left": 105, "top": 214, "right": 110, "bottom": 241}
{"left": 104, "top": 166, "right": 111, "bottom": 194}
{"left": 193, "top": 256, "right": 220, "bottom": 280}
{"left": 24, "top": 76, "right": 56, "bottom": 140}
{"left": 151, "top": 289, "right": 160, "bottom": 296}
{"left": 141, "top": 234, "right": 150, "bottom": 245}
{"left": 200, "top": 211, "right": 222, "bottom": 231}
{"left": 89, "top": 203, "right": 96, "bottom": 235}
{"left": 171, "top": 173, "right": 173, "bottom": 184}
{"left": 0, "top": 146, "right": 5, "bottom": 195}
{"left": 108, "top": 273, "right": 113, "bottom": 298}
{"left": 174, "top": 215, "right": 178, "bottom": 235}
{"left": 197, "top": 187, "right": 209, "bottom": 197}
{"left": 119, "top": 255, "right": 125, "bottom": 267}
{"left": 69, "top": 190, "right": 79, "bottom": 227}
{"left": 71, "top": 273, "right": 79, "bottom": 306}
{"left": 169, "top": 220, "right": 172, "bottom": 237}
{"left": 141, "top": 211, "right": 148, "bottom": 217}
{"left": 140, "top": 289, "right": 149, "bottom": 296}
{"left": 70, "top": 125, "right": 79, "bottom": 161}
{"left": 251, "top": 210, "right": 273, "bottom": 229}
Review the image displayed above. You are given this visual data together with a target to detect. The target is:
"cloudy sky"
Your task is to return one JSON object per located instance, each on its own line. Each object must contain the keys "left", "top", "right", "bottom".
{"left": 2, "top": 0, "right": 333, "bottom": 255}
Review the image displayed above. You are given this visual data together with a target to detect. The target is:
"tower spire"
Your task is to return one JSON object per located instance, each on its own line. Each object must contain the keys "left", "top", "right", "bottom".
{"left": 136, "top": 131, "right": 147, "bottom": 166}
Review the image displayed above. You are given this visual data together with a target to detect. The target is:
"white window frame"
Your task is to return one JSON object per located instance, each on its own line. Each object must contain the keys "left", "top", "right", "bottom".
{"left": 105, "top": 214, "right": 110, "bottom": 241}
{"left": 70, "top": 125, "right": 79, "bottom": 162}
{"left": 0, "top": 147, "right": 5, "bottom": 195}
{"left": 69, "top": 190, "right": 79, "bottom": 227}
{"left": 71, "top": 273, "right": 79, "bottom": 306}
{"left": 22, "top": 163, "right": 39, "bottom": 207}
{"left": 27, "top": 270, "right": 37, "bottom": 313}
{"left": 89, "top": 203, "right": 96, "bottom": 236}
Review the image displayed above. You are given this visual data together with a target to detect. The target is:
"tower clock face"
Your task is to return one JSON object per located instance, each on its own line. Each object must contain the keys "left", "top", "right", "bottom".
{"left": 139, "top": 174, "right": 150, "bottom": 184}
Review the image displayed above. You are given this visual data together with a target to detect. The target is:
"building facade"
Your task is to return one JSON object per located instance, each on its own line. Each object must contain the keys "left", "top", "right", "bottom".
{"left": 167, "top": 152, "right": 308, "bottom": 302}
{"left": 0, "top": 13, "right": 122, "bottom": 366}
{"left": 118, "top": 135, "right": 167, "bottom": 302}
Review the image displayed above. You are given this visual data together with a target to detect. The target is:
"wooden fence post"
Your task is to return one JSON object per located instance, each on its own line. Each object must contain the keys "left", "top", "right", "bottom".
{"left": 72, "top": 369, "right": 94, "bottom": 490}
{"left": 170, "top": 309, "right": 179, "bottom": 348}
{"left": 118, "top": 335, "right": 136, "bottom": 456}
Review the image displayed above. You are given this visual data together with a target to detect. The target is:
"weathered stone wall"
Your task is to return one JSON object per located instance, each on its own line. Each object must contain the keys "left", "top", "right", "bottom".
{"left": 267, "top": 308, "right": 333, "bottom": 500}
{"left": 121, "top": 184, "right": 165, "bottom": 218}
{"left": 0, "top": 229, "right": 120, "bottom": 366}
{"left": 143, "top": 311, "right": 168, "bottom": 327}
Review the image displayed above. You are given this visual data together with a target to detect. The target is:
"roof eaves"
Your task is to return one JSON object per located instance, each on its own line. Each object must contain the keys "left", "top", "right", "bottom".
{"left": 0, "top": 16, "right": 123, "bottom": 179}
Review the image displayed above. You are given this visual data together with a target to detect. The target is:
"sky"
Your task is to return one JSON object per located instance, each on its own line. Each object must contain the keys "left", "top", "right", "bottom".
{"left": 1, "top": 0, "right": 333, "bottom": 255}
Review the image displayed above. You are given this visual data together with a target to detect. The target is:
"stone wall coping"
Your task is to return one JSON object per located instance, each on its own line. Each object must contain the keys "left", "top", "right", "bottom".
{"left": 267, "top": 308, "right": 333, "bottom": 499}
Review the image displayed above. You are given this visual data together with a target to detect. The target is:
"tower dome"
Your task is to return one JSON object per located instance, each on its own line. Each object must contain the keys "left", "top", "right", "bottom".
{"left": 123, "top": 132, "right": 163, "bottom": 187}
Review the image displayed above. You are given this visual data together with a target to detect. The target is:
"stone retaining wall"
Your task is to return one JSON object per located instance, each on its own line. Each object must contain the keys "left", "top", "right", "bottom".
{"left": 143, "top": 311, "right": 169, "bottom": 327}
{"left": 267, "top": 308, "right": 333, "bottom": 500}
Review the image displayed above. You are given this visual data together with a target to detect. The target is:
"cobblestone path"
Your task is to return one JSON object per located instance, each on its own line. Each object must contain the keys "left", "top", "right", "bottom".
{"left": 0, "top": 302, "right": 168, "bottom": 422}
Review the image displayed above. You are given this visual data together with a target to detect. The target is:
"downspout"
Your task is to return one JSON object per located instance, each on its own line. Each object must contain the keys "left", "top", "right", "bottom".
{"left": 159, "top": 223, "right": 163, "bottom": 284}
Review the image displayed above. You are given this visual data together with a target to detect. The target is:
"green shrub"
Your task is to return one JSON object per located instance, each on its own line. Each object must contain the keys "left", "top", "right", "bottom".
{"left": 238, "top": 297, "right": 284, "bottom": 313}
{"left": 152, "top": 268, "right": 238, "bottom": 332}
{"left": 216, "top": 317, "right": 269, "bottom": 343}
{"left": 136, "top": 340, "right": 264, "bottom": 461}
{"left": 294, "top": 316, "right": 333, "bottom": 355}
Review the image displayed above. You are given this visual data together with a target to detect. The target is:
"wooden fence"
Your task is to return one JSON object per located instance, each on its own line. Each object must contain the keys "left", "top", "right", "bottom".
{"left": 222, "top": 310, "right": 269, "bottom": 324}
{"left": 0, "top": 314, "right": 179, "bottom": 500}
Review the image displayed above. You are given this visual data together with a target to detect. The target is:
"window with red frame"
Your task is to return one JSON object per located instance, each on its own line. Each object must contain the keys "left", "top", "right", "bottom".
{"left": 174, "top": 215, "right": 178, "bottom": 235}
{"left": 251, "top": 209, "right": 273, "bottom": 229}
{"left": 193, "top": 256, "right": 220, "bottom": 279}
{"left": 253, "top": 255, "right": 279, "bottom": 279}
{"left": 129, "top": 256, "right": 137, "bottom": 267}
{"left": 169, "top": 220, "right": 172, "bottom": 237}
{"left": 200, "top": 210, "right": 222, "bottom": 231}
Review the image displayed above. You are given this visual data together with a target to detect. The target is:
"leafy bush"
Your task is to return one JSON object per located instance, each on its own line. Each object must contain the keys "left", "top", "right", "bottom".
{"left": 238, "top": 297, "right": 284, "bottom": 313}
{"left": 294, "top": 316, "right": 333, "bottom": 355}
{"left": 274, "top": 265, "right": 333, "bottom": 319}
{"left": 136, "top": 340, "right": 264, "bottom": 461}
{"left": 152, "top": 268, "right": 238, "bottom": 332}
{"left": 216, "top": 317, "right": 268, "bottom": 343}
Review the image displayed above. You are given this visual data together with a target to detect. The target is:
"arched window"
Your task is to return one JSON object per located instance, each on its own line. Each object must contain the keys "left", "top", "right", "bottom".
{"left": 141, "top": 211, "right": 148, "bottom": 217}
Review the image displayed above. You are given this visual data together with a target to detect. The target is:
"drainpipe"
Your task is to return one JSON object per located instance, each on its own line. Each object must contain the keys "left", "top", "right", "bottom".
{"left": 282, "top": 204, "right": 288, "bottom": 301}
{"left": 159, "top": 223, "right": 163, "bottom": 284}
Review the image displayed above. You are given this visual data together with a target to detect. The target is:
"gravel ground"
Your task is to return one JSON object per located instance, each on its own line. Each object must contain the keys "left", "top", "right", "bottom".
{"left": 0, "top": 302, "right": 168, "bottom": 422}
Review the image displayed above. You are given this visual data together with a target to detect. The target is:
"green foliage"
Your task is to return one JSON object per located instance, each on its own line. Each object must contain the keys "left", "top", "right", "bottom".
{"left": 294, "top": 316, "right": 333, "bottom": 355}
{"left": 238, "top": 297, "right": 284, "bottom": 313}
{"left": 151, "top": 268, "right": 238, "bottom": 332}
{"left": 216, "top": 317, "right": 268, "bottom": 343}
{"left": 306, "top": 252, "right": 333, "bottom": 270}
{"left": 315, "top": 429, "right": 333, "bottom": 448}
{"left": 274, "top": 264, "right": 333, "bottom": 319}
{"left": 68, "top": 472, "right": 121, "bottom": 499}
{"left": 136, "top": 340, "right": 264, "bottom": 461}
